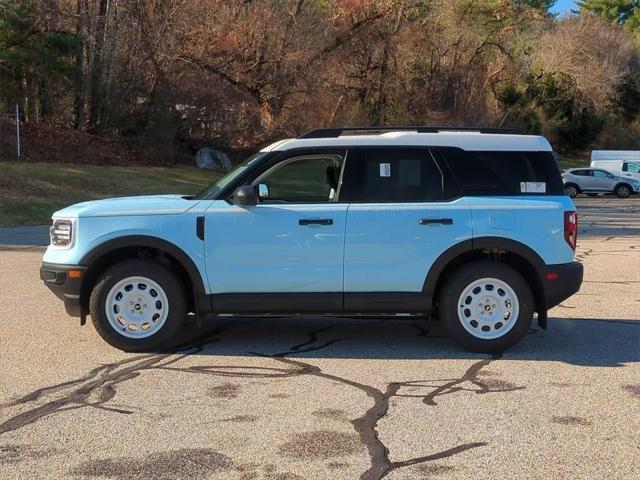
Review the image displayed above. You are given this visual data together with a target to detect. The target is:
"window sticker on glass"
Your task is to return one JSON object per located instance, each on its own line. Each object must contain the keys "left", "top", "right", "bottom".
{"left": 379, "top": 163, "right": 391, "bottom": 177}
{"left": 520, "top": 181, "right": 546, "bottom": 193}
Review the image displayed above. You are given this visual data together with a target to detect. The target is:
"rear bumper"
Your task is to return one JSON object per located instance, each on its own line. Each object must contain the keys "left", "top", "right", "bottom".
{"left": 40, "top": 263, "right": 87, "bottom": 317}
{"left": 540, "top": 261, "right": 584, "bottom": 309}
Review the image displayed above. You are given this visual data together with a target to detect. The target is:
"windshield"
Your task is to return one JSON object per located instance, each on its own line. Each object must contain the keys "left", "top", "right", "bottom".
{"left": 193, "top": 153, "right": 268, "bottom": 199}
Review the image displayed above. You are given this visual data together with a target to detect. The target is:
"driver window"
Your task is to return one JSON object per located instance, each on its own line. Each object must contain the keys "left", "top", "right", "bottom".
{"left": 623, "top": 162, "right": 640, "bottom": 173}
{"left": 593, "top": 170, "right": 609, "bottom": 178}
{"left": 252, "top": 154, "right": 344, "bottom": 203}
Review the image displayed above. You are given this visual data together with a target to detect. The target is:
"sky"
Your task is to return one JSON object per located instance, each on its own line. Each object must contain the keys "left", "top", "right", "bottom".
{"left": 550, "top": 0, "right": 578, "bottom": 16}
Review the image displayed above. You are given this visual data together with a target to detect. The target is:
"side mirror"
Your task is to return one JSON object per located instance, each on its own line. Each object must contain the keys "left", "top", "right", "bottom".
{"left": 258, "top": 183, "right": 269, "bottom": 199}
{"left": 608, "top": 174, "right": 614, "bottom": 179}
{"left": 231, "top": 185, "right": 257, "bottom": 206}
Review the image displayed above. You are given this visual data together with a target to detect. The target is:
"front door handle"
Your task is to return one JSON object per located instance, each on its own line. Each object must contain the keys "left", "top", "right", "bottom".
{"left": 299, "top": 218, "right": 333, "bottom": 226}
{"left": 419, "top": 218, "right": 453, "bottom": 225}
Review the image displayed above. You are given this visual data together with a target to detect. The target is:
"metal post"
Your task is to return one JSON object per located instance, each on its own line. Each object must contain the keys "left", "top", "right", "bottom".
{"left": 15, "top": 103, "right": 20, "bottom": 157}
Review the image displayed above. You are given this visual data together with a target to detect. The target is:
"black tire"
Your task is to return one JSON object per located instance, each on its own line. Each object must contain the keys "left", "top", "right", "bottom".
{"left": 615, "top": 184, "right": 631, "bottom": 198}
{"left": 438, "top": 260, "right": 534, "bottom": 353}
{"left": 564, "top": 184, "right": 578, "bottom": 198}
{"left": 89, "top": 259, "right": 187, "bottom": 352}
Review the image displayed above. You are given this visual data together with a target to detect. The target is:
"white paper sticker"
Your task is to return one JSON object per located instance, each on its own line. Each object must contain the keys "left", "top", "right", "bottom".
{"left": 520, "top": 181, "right": 546, "bottom": 193}
{"left": 527, "top": 181, "right": 546, "bottom": 193}
{"left": 379, "top": 163, "right": 391, "bottom": 177}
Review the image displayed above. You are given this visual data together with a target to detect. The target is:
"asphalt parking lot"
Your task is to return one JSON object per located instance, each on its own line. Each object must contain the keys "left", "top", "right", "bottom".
{"left": 1, "top": 196, "right": 638, "bottom": 480}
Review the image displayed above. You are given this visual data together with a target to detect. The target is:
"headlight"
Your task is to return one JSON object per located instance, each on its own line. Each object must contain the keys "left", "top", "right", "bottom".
{"left": 50, "top": 218, "right": 75, "bottom": 248}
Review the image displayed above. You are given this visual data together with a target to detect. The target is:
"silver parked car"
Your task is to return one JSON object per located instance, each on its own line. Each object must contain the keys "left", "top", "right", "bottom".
{"left": 562, "top": 168, "right": 640, "bottom": 198}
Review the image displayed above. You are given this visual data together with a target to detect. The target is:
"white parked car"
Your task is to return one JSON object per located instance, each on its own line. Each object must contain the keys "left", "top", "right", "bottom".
{"left": 590, "top": 150, "right": 640, "bottom": 183}
{"left": 562, "top": 168, "right": 640, "bottom": 198}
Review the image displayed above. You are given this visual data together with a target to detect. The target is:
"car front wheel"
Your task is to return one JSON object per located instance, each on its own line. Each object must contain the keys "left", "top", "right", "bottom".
{"left": 615, "top": 184, "right": 631, "bottom": 198}
{"left": 438, "top": 261, "right": 534, "bottom": 353}
{"left": 89, "top": 259, "right": 187, "bottom": 352}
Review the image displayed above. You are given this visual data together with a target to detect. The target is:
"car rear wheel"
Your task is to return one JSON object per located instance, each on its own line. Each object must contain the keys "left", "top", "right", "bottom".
{"left": 438, "top": 261, "right": 534, "bottom": 353}
{"left": 564, "top": 184, "right": 578, "bottom": 198}
{"left": 615, "top": 184, "right": 631, "bottom": 198}
{"left": 89, "top": 259, "right": 186, "bottom": 352}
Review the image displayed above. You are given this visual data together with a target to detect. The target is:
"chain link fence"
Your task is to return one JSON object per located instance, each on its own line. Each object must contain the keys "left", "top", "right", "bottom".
{"left": 0, "top": 105, "right": 21, "bottom": 159}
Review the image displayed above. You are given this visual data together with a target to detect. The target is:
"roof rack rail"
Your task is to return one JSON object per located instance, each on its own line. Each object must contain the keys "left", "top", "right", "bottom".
{"left": 298, "top": 126, "right": 522, "bottom": 139}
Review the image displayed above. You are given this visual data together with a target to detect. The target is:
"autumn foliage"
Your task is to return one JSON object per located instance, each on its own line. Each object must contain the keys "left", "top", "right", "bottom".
{"left": 1, "top": 0, "right": 638, "bottom": 163}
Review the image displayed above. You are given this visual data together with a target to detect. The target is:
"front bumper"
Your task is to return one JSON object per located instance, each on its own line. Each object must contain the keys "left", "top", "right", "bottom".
{"left": 40, "top": 263, "right": 88, "bottom": 317}
{"left": 540, "top": 261, "right": 584, "bottom": 309}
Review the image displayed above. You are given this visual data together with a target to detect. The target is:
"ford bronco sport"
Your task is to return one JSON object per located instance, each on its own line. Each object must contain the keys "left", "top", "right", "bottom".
{"left": 41, "top": 126, "right": 583, "bottom": 353}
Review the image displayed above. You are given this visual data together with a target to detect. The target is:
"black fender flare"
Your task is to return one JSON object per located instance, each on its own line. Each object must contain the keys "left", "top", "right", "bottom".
{"left": 79, "top": 235, "right": 207, "bottom": 298}
{"left": 422, "top": 236, "right": 546, "bottom": 314}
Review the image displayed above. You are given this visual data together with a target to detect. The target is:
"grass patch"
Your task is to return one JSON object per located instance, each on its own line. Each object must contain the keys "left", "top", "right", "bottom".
{"left": 0, "top": 161, "right": 222, "bottom": 226}
{"left": 556, "top": 156, "right": 590, "bottom": 169}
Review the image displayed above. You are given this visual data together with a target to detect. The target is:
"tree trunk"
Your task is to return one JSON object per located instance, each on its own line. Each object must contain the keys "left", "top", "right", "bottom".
{"left": 101, "top": 0, "right": 119, "bottom": 127}
{"left": 88, "top": 0, "right": 109, "bottom": 130}
{"left": 73, "top": 0, "right": 87, "bottom": 129}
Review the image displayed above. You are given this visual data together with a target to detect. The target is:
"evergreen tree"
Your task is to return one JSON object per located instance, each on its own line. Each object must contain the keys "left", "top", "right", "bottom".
{"left": 577, "top": 0, "right": 639, "bottom": 25}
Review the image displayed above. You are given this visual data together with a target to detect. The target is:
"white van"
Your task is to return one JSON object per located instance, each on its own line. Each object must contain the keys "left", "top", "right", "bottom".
{"left": 590, "top": 150, "right": 640, "bottom": 182}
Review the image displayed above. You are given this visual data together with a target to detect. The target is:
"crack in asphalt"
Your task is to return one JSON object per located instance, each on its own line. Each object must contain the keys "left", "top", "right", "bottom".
{"left": 257, "top": 329, "right": 515, "bottom": 479}
{"left": 0, "top": 324, "right": 230, "bottom": 435}
{"left": 1, "top": 321, "right": 520, "bottom": 479}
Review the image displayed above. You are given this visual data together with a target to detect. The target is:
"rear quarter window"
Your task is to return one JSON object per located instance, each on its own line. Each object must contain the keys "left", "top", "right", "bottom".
{"left": 440, "top": 148, "right": 565, "bottom": 196}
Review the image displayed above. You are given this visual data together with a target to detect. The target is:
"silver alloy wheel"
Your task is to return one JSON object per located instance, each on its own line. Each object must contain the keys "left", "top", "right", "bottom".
{"left": 105, "top": 276, "right": 169, "bottom": 339}
{"left": 616, "top": 185, "right": 630, "bottom": 198}
{"left": 457, "top": 277, "right": 519, "bottom": 340}
{"left": 565, "top": 185, "right": 577, "bottom": 198}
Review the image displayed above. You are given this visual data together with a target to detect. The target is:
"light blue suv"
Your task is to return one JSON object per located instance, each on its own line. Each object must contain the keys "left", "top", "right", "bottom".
{"left": 41, "top": 127, "right": 583, "bottom": 353}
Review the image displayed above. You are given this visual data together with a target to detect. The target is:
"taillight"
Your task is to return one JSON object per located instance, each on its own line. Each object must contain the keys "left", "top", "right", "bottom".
{"left": 564, "top": 211, "right": 577, "bottom": 250}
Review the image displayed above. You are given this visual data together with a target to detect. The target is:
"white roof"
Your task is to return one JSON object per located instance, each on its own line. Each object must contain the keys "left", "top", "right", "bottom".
{"left": 261, "top": 131, "right": 553, "bottom": 152}
{"left": 591, "top": 150, "right": 640, "bottom": 161}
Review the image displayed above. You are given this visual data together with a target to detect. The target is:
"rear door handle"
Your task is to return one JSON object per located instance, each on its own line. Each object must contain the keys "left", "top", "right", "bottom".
{"left": 419, "top": 218, "right": 453, "bottom": 225}
{"left": 299, "top": 218, "right": 333, "bottom": 226}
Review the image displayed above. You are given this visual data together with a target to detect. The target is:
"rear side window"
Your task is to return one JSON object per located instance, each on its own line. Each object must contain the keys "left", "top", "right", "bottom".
{"left": 572, "top": 170, "right": 591, "bottom": 176}
{"left": 341, "top": 147, "right": 460, "bottom": 202}
{"left": 440, "top": 148, "right": 564, "bottom": 196}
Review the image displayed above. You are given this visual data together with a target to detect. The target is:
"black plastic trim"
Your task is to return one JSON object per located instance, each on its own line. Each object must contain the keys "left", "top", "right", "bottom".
{"left": 419, "top": 218, "right": 453, "bottom": 225}
{"left": 422, "top": 237, "right": 546, "bottom": 296}
{"left": 40, "top": 263, "right": 88, "bottom": 317}
{"left": 79, "top": 235, "right": 208, "bottom": 309}
{"left": 211, "top": 293, "right": 343, "bottom": 314}
{"left": 343, "top": 292, "right": 432, "bottom": 313}
{"left": 422, "top": 240, "right": 474, "bottom": 295}
{"left": 298, "top": 126, "right": 521, "bottom": 138}
{"left": 299, "top": 219, "right": 333, "bottom": 226}
{"left": 541, "top": 261, "right": 583, "bottom": 309}
{"left": 196, "top": 216, "right": 205, "bottom": 240}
